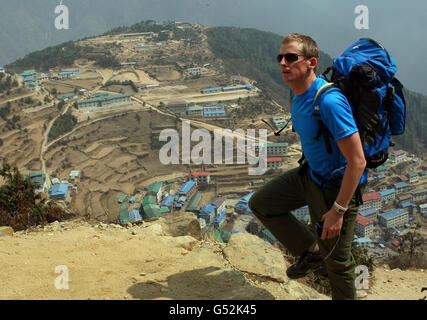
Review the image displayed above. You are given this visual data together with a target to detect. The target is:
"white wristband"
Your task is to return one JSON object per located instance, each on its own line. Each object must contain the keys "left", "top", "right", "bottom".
{"left": 333, "top": 201, "right": 347, "bottom": 214}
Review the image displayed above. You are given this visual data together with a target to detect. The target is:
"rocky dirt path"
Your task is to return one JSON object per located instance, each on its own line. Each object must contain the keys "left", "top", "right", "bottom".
{"left": 0, "top": 215, "right": 424, "bottom": 300}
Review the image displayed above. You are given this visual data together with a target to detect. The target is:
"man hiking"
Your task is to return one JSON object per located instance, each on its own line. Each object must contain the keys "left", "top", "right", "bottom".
{"left": 249, "top": 33, "right": 367, "bottom": 300}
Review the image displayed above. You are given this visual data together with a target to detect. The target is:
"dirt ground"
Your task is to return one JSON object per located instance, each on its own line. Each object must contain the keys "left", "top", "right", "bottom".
{"left": 0, "top": 219, "right": 424, "bottom": 300}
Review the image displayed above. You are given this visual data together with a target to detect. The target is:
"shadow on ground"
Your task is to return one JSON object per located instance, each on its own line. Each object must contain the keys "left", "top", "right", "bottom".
{"left": 127, "top": 266, "right": 275, "bottom": 300}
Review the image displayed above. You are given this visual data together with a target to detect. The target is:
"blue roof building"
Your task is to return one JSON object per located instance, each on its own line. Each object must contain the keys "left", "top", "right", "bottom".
{"left": 201, "top": 88, "right": 221, "bottom": 93}
{"left": 128, "top": 209, "right": 142, "bottom": 223}
{"left": 379, "top": 189, "right": 396, "bottom": 197}
{"left": 238, "top": 192, "right": 254, "bottom": 205}
{"left": 213, "top": 211, "right": 227, "bottom": 227}
{"left": 353, "top": 237, "right": 372, "bottom": 247}
{"left": 359, "top": 208, "right": 378, "bottom": 219}
{"left": 199, "top": 204, "right": 215, "bottom": 223}
{"left": 161, "top": 196, "right": 175, "bottom": 208}
{"left": 380, "top": 209, "right": 406, "bottom": 220}
{"left": 178, "top": 180, "right": 196, "bottom": 195}
{"left": 378, "top": 209, "right": 408, "bottom": 228}
{"left": 204, "top": 110, "right": 226, "bottom": 117}
{"left": 49, "top": 184, "right": 69, "bottom": 200}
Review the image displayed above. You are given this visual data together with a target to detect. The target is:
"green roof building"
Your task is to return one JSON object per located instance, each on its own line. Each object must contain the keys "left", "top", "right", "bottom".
{"left": 142, "top": 204, "right": 162, "bottom": 219}
{"left": 117, "top": 193, "right": 128, "bottom": 203}
{"left": 147, "top": 182, "right": 163, "bottom": 194}
{"left": 374, "top": 165, "right": 387, "bottom": 173}
{"left": 119, "top": 203, "right": 130, "bottom": 225}
{"left": 159, "top": 207, "right": 170, "bottom": 214}
{"left": 76, "top": 93, "right": 132, "bottom": 109}
{"left": 29, "top": 171, "right": 46, "bottom": 186}
{"left": 142, "top": 195, "right": 157, "bottom": 206}
{"left": 58, "top": 93, "right": 77, "bottom": 100}
{"left": 21, "top": 69, "right": 36, "bottom": 77}
{"left": 186, "top": 191, "right": 202, "bottom": 212}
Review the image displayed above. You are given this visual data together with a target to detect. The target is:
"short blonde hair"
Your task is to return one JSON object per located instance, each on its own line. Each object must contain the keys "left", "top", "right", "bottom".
{"left": 282, "top": 33, "right": 319, "bottom": 71}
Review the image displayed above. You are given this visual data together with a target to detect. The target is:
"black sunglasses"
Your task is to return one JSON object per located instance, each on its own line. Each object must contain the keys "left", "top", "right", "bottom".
{"left": 277, "top": 53, "right": 305, "bottom": 63}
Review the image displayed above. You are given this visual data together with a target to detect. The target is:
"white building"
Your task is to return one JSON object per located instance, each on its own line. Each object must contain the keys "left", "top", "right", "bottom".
{"left": 379, "top": 189, "right": 396, "bottom": 203}
{"left": 266, "top": 157, "right": 282, "bottom": 168}
{"left": 411, "top": 189, "right": 427, "bottom": 202}
{"left": 253, "top": 143, "right": 288, "bottom": 155}
{"left": 390, "top": 150, "right": 407, "bottom": 164}
{"left": 355, "top": 215, "right": 375, "bottom": 238}
{"left": 189, "top": 171, "right": 211, "bottom": 184}
{"left": 378, "top": 209, "right": 409, "bottom": 228}
{"left": 291, "top": 205, "right": 310, "bottom": 222}
{"left": 359, "top": 192, "right": 382, "bottom": 211}
{"left": 211, "top": 196, "right": 226, "bottom": 216}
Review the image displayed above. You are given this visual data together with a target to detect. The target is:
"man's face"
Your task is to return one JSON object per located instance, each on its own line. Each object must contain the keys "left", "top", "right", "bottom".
{"left": 279, "top": 41, "right": 315, "bottom": 83}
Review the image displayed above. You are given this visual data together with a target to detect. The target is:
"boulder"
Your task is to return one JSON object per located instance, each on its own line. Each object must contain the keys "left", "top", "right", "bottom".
{"left": 223, "top": 232, "right": 288, "bottom": 283}
{"left": 159, "top": 211, "right": 202, "bottom": 240}
{"left": 0, "top": 226, "right": 14, "bottom": 237}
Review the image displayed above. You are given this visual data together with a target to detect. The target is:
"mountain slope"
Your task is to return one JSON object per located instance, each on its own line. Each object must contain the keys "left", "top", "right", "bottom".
{"left": 1, "top": 215, "right": 424, "bottom": 300}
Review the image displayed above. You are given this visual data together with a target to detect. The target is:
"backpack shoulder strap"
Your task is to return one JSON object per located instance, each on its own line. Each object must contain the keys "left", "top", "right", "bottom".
{"left": 312, "top": 82, "right": 335, "bottom": 154}
{"left": 313, "top": 82, "right": 335, "bottom": 108}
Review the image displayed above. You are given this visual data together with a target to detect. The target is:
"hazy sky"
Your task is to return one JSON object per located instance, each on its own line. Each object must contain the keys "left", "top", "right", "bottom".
{"left": 0, "top": 0, "right": 426, "bottom": 94}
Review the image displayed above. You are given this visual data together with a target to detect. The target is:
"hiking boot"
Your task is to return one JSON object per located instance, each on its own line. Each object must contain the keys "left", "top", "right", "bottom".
{"left": 286, "top": 250, "right": 324, "bottom": 279}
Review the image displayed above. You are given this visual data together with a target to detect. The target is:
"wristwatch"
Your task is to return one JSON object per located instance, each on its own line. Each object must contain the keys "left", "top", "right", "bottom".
{"left": 333, "top": 201, "right": 347, "bottom": 215}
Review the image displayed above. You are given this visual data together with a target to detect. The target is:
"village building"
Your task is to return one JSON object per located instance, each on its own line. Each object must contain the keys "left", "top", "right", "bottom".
{"left": 210, "top": 196, "right": 226, "bottom": 216}
{"left": 48, "top": 184, "right": 69, "bottom": 201}
{"left": 203, "top": 105, "right": 226, "bottom": 118}
{"left": 271, "top": 116, "right": 287, "bottom": 130}
{"left": 359, "top": 192, "right": 382, "bottom": 211}
{"left": 355, "top": 215, "right": 375, "bottom": 238}
{"left": 235, "top": 192, "right": 254, "bottom": 214}
{"left": 406, "top": 172, "right": 419, "bottom": 184}
{"left": 213, "top": 211, "right": 227, "bottom": 228}
{"left": 353, "top": 237, "right": 373, "bottom": 248}
{"left": 76, "top": 93, "right": 132, "bottom": 110}
{"left": 359, "top": 208, "right": 378, "bottom": 222}
{"left": 189, "top": 171, "right": 210, "bottom": 184}
{"left": 378, "top": 209, "right": 409, "bottom": 228}
{"left": 178, "top": 180, "right": 197, "bottom": 199}
{"left": 186, "top": 105, "right": 203, "bottom": 117}
{"left": 394, "top": 182, "right": 411, "bottom": 194}
{"left": 28, "top": 171, "right": 47, "bottom": 194}
{"left": 411, "top": 189, "right": 427, "bottom": 202}
{"left": 253, "top": 142, "right": 288, "bottom": 155}
{"left": 291, "top": 205, "right": 310, "bottom": 222}
{"left": 399, "top": 202, "right": 416, "bottom": 216}
{"left": 266, "top": 157, "right": 282, "bottom": 168}
{"left": 185, "top": 192, "right": 202, "bottom": 213}
{"left": 147, "top": 182, "right": 163, "bottom": 203}
{"left": 198, "top": 204, "right": 216, "bottom": 224}
{"left": 167, "top": 101, "right": 188, "bottom": 114}
{"left": 379, "top": 189, "right": 396, "bottom": 203}
{"left": 390, "top": 150, "right": 407, "bottom": 163}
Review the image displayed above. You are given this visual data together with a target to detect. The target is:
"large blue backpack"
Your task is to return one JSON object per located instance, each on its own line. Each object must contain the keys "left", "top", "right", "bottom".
{"left": 314, "top": 38, "right": 406, "bottom": 169}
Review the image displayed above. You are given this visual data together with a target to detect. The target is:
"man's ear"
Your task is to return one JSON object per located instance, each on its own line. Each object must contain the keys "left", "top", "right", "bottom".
{"left": 308, "top": 57, "right": 318, "bottom": 71}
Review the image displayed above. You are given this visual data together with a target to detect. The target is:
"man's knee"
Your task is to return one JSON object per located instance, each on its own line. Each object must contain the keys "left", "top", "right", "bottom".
{"left": 248, "top": 191, "right": 264, "bottom": 217}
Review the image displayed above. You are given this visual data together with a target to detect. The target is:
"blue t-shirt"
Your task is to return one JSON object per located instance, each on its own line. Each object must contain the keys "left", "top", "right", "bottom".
{"left": 291, "top": 77, "right": 367, "bottom": 186}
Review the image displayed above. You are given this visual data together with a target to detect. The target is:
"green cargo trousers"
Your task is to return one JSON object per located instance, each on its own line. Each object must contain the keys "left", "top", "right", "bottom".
{"left": 248, "top": 165, "right": 364, "bottom": 300}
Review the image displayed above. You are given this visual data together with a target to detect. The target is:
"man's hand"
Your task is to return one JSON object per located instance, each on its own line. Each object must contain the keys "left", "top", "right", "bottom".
{"left": 320, "top": 209, "right": 344, "bottom": 240}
